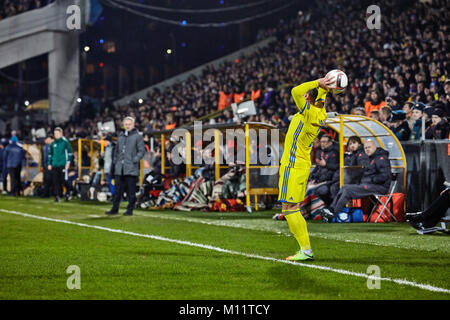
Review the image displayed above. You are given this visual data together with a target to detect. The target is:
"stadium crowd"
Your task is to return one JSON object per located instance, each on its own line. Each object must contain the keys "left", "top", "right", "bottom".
{"left": 2, "top": 0, "right": 449, "bottom": 142}
{"left": 0, "top": 0, "right": 54, "bottom": 20}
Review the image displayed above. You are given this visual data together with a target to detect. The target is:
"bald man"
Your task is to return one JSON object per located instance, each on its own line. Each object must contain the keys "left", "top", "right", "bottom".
{"left": 320, "top": 140, "right": 392, "bottom": 221}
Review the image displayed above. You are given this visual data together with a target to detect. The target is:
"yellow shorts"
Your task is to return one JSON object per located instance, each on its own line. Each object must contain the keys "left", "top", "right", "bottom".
{"left": 278, "top": 165, "right": 310, "bottom": 203}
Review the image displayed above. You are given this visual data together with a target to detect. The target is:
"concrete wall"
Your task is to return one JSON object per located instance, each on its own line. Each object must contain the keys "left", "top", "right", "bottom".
{"left": 0, "top": 0, "right": 85, "bottom": 124}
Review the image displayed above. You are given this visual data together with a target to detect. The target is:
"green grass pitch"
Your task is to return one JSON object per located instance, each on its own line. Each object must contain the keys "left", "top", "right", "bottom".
{"left": 0, "top": 195, "right": 449, "bottom": 300}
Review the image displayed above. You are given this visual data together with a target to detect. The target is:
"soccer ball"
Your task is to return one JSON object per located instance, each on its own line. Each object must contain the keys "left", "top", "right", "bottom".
{"left": 326, "top": 69, "right": 348, "bottom": 94}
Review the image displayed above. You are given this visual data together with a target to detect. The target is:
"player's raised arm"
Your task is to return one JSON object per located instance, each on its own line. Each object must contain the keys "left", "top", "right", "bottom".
{"left": 291, "top": 80, "right": 318, "bottom": 110}
{"left": 291, "top": 76, "right": 334, "bottom": 111}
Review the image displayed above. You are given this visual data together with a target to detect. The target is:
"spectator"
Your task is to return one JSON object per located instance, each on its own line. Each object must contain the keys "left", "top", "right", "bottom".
{"left": 410, "top": 103, "right": 426, "bottom": 140}
{"left": 365, "top": 91, "right": 386, "bottom": 117}
{"left": 425, "top": 109, "right": 449, "bottom": 139}
{"left": 389, "top": 111, "right": 412, "bottom": 141}
{"left": 370, "top": 110, "right": 381, "bottom": 121}
{"left": 402, "top": 101, "right": 416, "bottom": 129}
{"left": 48, "top": 127, "right": 73, "bottom": 202}
{"left": 41, "top": 134, "right": 54, "bottom": 197}
{"left": 165, "top": 113, "right": 177, "bottom": 130}
{"left": 3, "top": 136, "right": 26, "bottom": 196}
{"left": 380, "top": 106, "right": 393, "bottom": 124}
{"left": 320, "top": 140, "right": 392, "bottom": 222}
{"left": 297, "top": 134, "right": 339, "bottom": 218}
{"left": 105, "top": 116, "right": 145, "bottom": 216}
{"left": 309, "top": 135, "right": 339, "bottom": 186}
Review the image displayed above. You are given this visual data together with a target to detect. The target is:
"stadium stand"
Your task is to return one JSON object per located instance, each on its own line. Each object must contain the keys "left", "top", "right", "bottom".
{"left": 2, "top": 0, "right": 448, "bottom": 142}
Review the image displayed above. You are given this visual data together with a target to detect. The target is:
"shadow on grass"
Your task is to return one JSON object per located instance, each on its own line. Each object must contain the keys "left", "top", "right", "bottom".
{"left": 266, "top": 265, "right": 342, "bottom": 298}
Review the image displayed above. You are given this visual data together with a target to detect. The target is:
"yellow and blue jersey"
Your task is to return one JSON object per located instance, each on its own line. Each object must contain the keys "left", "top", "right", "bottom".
{"left": 280, "top": 80, "right": 328, "bottom": 169}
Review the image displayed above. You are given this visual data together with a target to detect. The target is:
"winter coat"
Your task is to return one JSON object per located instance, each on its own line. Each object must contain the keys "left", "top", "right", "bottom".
{"left": 41, "top": 143, "right": 51, "bottom": 169}
{"left": 331, "top": 144, "right": 368, "bottom": 183}
{"left": 425, "top": 119, "right": 449, "bottom": 140}
{"left": 4, "top": 142, "right": 26, "bottom": 169}
{"left": 360, "top": 147, "right": 392, "bottom": 190}
{"left": 310, "top": 144, "right": 339, "bottom": 183}
{"left": 392, "top": 121, "right": 411, "bottom": 141}
{"left": 113, "top": 128, "right": 146, "bottom": 176}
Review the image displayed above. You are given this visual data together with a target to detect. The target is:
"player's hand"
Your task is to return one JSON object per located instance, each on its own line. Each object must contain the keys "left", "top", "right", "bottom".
{"left": 318, "top": 74, "right": 334, "bottom": 89}
{"left": 48, "top": 165, "right": 52, "bottom": 171}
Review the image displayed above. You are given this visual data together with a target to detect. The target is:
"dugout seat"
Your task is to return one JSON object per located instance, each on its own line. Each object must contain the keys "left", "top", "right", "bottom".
{"left": 366, "top": 172, "right": 399, "bottom": 223}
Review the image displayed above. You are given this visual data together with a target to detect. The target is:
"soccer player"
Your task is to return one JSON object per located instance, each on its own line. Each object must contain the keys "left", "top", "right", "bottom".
{"left": 278, "top": 75, "right": 334, "bottom": 261}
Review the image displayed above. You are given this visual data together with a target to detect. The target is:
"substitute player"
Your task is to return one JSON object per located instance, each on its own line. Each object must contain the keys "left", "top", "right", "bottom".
{"left": 279, "top": 75, "right": 334, "bottom": 261}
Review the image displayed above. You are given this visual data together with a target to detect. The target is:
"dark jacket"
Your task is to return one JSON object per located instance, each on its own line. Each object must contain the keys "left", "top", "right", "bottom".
{"left": 41, "top": 143, "right": 51, "bottom": 169}
{"left": 310, "top": 144, "right": 339, "bottom": 183}
{"left": 4, "top": 142, "right": 26, "bottom": 169}
{"left": 425, "top": 119, "right": 449, "bottom": 140}
{"left": 331, "top": 144, "right": 368, "bottom": 184}
{"left": 392, "top": 121, "right": 412, "bottom": 141}
{"left": 345, "top": 144, "right": 369, "bottom": 167}
{"left": 360, "top": 147, "right": 392, "bottom": 190}
{"left": 113, "top": 128, "right": 146, "bottom": 176}
{"left": 0, "top": 146, "right": 3, "bottom": 173}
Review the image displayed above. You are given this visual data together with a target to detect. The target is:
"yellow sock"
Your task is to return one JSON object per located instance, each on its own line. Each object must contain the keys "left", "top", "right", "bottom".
{"left": 283, "top": 209, "right": 311, "bottom": 251}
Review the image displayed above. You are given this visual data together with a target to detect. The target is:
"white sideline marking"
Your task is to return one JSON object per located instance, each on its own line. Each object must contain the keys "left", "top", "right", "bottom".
{"left": 1, "top": 208, "right": 449, "bottom": 295}
{"left": 34, "top": 201, "right": 439, "bottom": 252}
{"left": 24, "top": 200, "right": 444, "bottom": 252}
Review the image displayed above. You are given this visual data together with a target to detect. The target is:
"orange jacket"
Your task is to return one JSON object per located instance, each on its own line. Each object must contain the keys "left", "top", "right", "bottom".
{"left": 365, "top": 100, "right": 386, "bottom": 117}
{"left": 251, "top": 89, "right": 261, "bottom": 101}
{"left": 165, "top": 122, "right": 176, "bottom": 130}
{"left": 234, "top": 92, "right": 245, "bottom": 103}
{"left": 218, "top": 91, "right": 234, "bottom": 110}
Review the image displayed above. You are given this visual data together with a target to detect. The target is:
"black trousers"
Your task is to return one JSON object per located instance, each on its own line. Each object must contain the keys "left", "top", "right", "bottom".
{"left": 422, "top": 189, "right": 450, "bottom": 228}
{"left": 314, "top": 183, "right": 333, "bottom": 205}
{"left": 52, "top": 167, "right": 65, "bottom": 198}
{"left": 7, "top": 166, "right": 21, "bottom": 196}
{"left": 330, "top": 183, "right": 388, "bottom": 214}
{"left": 43, "top": 169, "right": 53, "bottom": 197}
{"left": 112, "top": 175, "right": 137, "bottom": 212}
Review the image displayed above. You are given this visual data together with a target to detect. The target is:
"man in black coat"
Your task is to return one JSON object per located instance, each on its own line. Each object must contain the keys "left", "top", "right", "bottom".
{"left": 305, "top": 135, "right": 339, "bottom": 203}
{"left": 309, "top": 135, "right": 339, "bottom": 185}
{"left": 41, "top": 134, "right": 54, "bottom": 197}
{"left": 329, "top": 136, "right": 369, "bottom": 198}
{"left": 425, "top": 109, "right": 448, "bottom": 140}
{"left": 321, "top": 140, "right": 392, "bottom": 221}
{"left": 389, "top": 110, "right": 411, "bottom": 141}
{"left": 105, "top": 117, "right": 146, "bottom": 216}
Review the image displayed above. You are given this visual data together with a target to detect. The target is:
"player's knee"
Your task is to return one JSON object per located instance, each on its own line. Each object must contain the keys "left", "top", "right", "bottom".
{"left": 282, "top": 202, "right": 299, "bottom": 211}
